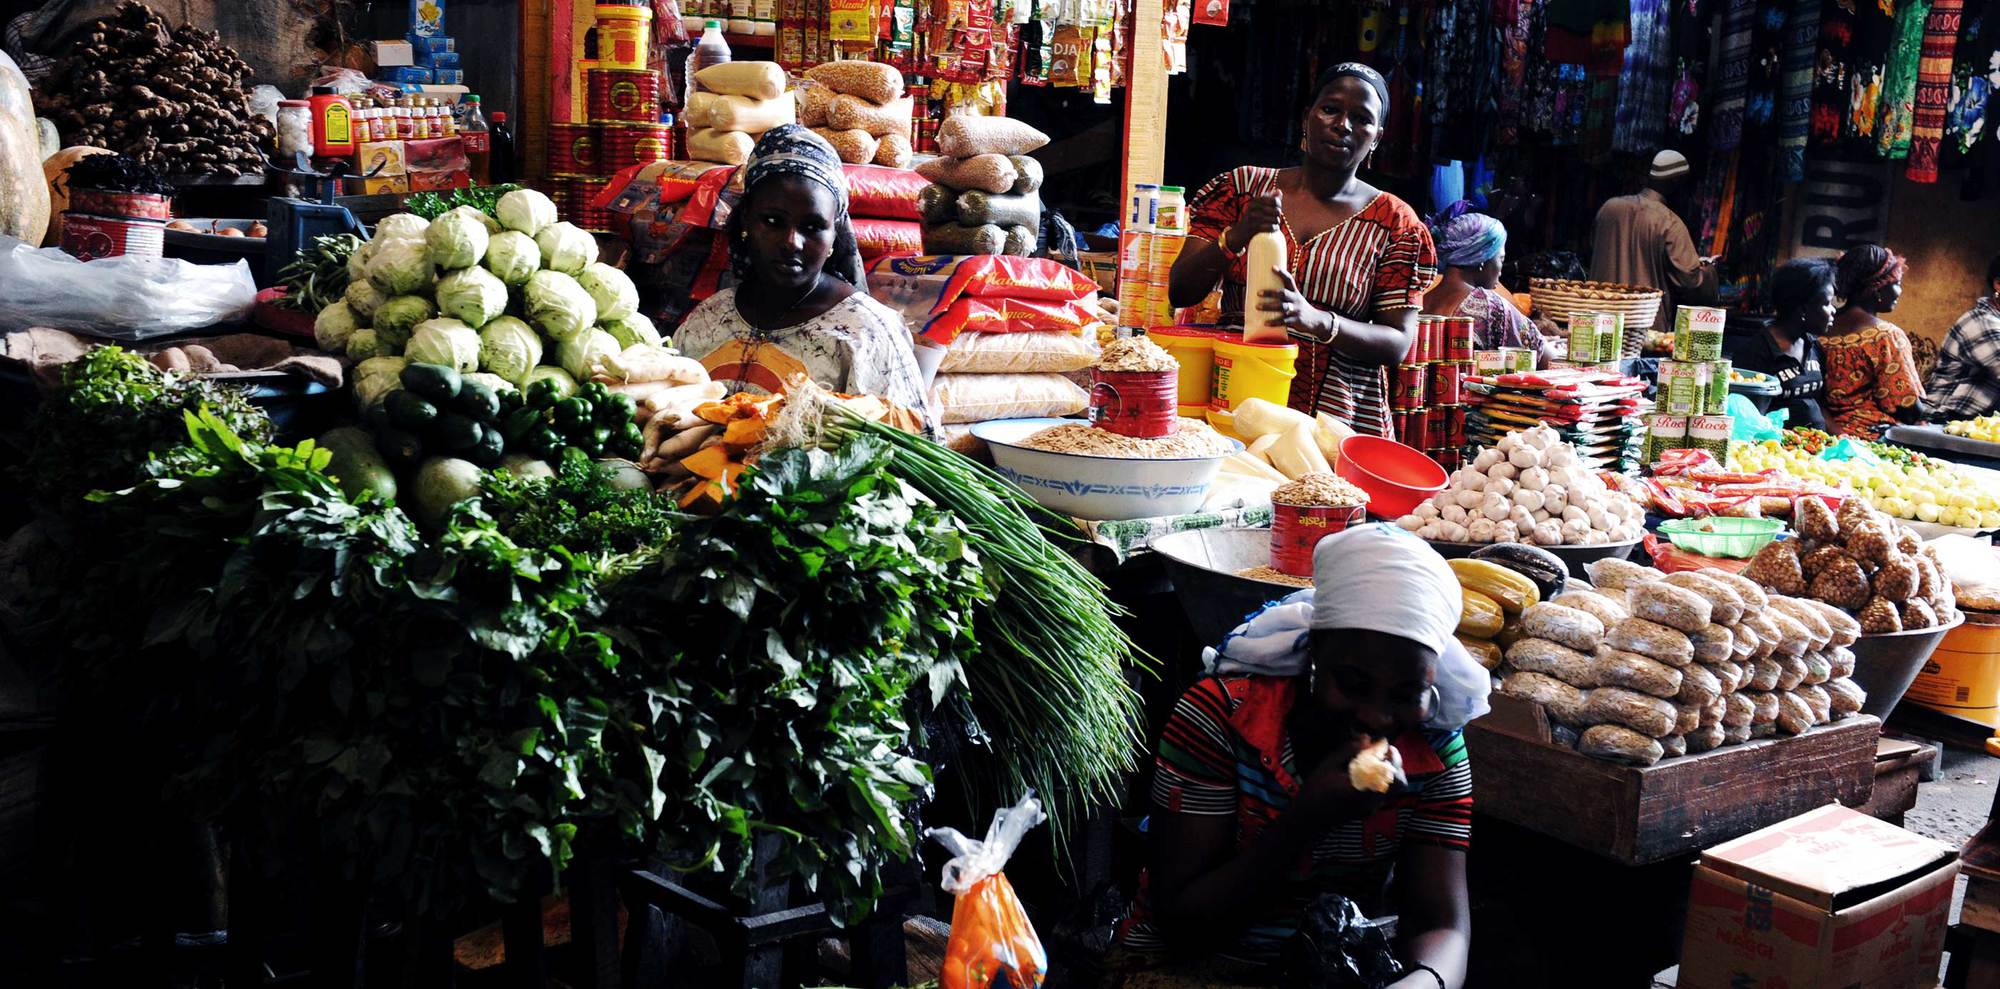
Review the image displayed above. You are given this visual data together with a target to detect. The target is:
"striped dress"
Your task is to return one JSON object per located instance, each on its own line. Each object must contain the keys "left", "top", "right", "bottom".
{"left": 1187, "top": 168, "right": 1438, "bottom": 438}
{"left": 1115, "top": 675, "right": 1474, "bottom": 972}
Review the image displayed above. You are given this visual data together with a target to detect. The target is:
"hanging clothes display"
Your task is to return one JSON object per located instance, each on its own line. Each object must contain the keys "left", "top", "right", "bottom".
{"left": 1671, "top": 0, "right": 1713, "bottom": 138}
{"left": 1813, "top": 0, "right": 1859, "bottom": 146}
{"left": 1910, "top": 0, "right": 1966, "bottom": 179}
{"left": 1713, "top": 0, "right": 1759, "bottom": 149}
{"left": 1947, "top": 0, "right": 1996, "bottom": 159}
{"left": 1427, "top": 0, "right": 1501, "bottom": 161}
{"left": 1497, "top": 0, "right": 1536, "bottom": 146}
{"left": 1615, "top": 0, "right": 1676, "bottom": 152}
{"left": 1745, "top": 0, "right": 1789, "bottom": 136}
{"left": 1780, "top": 0, "right": 1822, "bottom": 178}
{"left": 1845, "top": 0, "right": 1899, "bottom": 148}
{"left": 1878, "top": 0, "right": 1935, "bottom": 158}
{"left": 1527, "top": 1, "right": 1594, "bottom": 142}
{"left": 1379, "top": 4, "right": 1429, "bottom": 177}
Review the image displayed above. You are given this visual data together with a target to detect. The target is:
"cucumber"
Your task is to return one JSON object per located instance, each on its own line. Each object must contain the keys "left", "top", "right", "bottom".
{"left": 318, "top": 427, "right": 398, "bottom": 502}
{"left": 467, "top": 424, "right": 506, "bottom": 467}
{"left": 384, "top": 390, "right": 440, "bottom": 430}
{"left": 401, "top": 362, "right": 463, "bottom": 404}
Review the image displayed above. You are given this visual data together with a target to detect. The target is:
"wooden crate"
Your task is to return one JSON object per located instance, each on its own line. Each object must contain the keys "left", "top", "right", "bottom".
{"left": 1466, "top": 694, "right": 1879, "bottom": 865}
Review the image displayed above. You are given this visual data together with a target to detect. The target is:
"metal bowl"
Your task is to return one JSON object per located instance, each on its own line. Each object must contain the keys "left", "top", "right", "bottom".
{"left": 1847, "top": 613, "right": 1966, "bottom": 722}
{"left": 1422, "top": 538, "right": 1641, "bottom": 580}
{"left": 1150, "top": 527, "right": 1305, "bottom": 645}
{"left": 970, "top": 418, "right": 1241, "bottom": 522}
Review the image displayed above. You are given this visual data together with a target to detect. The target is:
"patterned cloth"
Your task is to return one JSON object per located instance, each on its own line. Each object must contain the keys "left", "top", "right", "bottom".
{"left": 1824, "top": 322, "right": 1927, "bottom": 437}
{"left": 1454, "top": 285, "right": 1546, "bottom": 352}
{"left": 1781, "top": 0, "right": 1824, "bottom": 179}
{"left": 1947, "top": 0, "right": 1997, "bottom": 157}
{"left": 1925, "top": 298, "right": 2000, "bottom": 418}
{"left": 676, "top": 287, "right": 937, "bottom": 432}
{"left": 1848, "top": 0, "right": 1903, "bottom": 146}
{"left": 1880, "top": 0, "right": 1937, "bottom": 158}
{"left": 1813, "top": 0, "right": 1860, "bottom": 146}
{"left": 1615, "top": 0, "right": 1677, "bottom": 153}
{"left": 1186, "top": 168, "right": 1437, "bottom": 437}
{"left": 1910, "top": 0, "right": 1967, "bottom": 180}
{"left": 1713, "top": 0, "right": 1760, "bottom": 150}
{"left": 1114, "top": 674, "right": 1474, "bottom": 970}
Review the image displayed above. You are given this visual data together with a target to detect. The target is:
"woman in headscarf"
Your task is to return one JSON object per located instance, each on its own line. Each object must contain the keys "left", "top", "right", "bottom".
{"left": 1822, "top": 244, "right": 1927, "bottom": 437}
{"left": 1421, "top": 201, "right": 1555, "bottom": 367}
{"left": 674, "top": 126, "right": 935, "bottom": 431}
{"left": 1168, "top": 63, "right": 1439, "bottom": 437}
{"left": 1733, "top": 258, "right": 1835, "bottom": 432}
{"left": 1113, "top": 525, "right": 1476, "bottom": 989}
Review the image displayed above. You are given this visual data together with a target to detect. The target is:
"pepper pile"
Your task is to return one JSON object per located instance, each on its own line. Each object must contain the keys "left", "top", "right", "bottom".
{"left": 505, "top": 376, "right": 642, "bottom": 462}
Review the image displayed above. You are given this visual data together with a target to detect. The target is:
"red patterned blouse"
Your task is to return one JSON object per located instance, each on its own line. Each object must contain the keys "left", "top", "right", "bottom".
{"left": 1187, "top": 167, "right": 1438, "bottom": 437}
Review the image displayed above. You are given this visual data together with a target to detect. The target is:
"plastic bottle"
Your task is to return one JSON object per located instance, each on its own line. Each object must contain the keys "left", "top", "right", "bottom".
{"left": 1147, "top": 185, "right": 1187, "bottom": 327}
{"left": 1117, "top": 184, "right": 1157, "bottom": 328}
{"left": 462, "top": 95, "right": 492, "bottom": 184}
{"left": 307, "top": 87, "right": 355, "bottom": 157}
{"left": 489, "top": 111, "right": 516, "bottom": 184}
{"left": 687, "top": 21, "right": 733, "bottom": 94}
{"left": 1244, "top": 226, "right": 1290, "bottom": 344}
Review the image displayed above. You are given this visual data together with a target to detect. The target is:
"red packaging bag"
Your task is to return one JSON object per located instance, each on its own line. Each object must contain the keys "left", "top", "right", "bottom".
{"left": 852, "top": 218, "right": 925, "bottom": 261}
{"left": 930, "top": 794, "right": 1048, "bottom": 989}
{"left": 843, "top": 163, "right": 930, "bottom": 220}
{"left": 920, "top": 296, "right": 1102, "bottom": 346}
{"left": 931, "top": 254, "right": 1100, "bottom": 313}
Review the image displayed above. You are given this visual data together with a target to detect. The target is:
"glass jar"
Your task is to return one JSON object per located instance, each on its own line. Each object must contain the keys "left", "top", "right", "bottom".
{"left": 276, "top": 100, "right": 313, "bottom": 157}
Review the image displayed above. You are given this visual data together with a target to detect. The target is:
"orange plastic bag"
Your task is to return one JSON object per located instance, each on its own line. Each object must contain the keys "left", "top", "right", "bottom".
{"left": 930, "top": 794, "right": 1048, "bottom": 989}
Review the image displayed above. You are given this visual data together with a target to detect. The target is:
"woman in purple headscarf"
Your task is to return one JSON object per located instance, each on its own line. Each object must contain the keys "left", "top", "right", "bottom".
{"left": 1420, "top": 202, "right": 1556, "bottom": 367}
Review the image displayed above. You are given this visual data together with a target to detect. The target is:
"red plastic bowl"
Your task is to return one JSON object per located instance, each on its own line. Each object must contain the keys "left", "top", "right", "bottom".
{"left": 1337, "top": 435, "right": 1449, "bottom": 518}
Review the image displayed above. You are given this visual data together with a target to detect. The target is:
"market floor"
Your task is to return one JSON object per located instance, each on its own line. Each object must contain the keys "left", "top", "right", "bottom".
{"left": 1649, "top": 740, "right": 2000, "bottom": 988}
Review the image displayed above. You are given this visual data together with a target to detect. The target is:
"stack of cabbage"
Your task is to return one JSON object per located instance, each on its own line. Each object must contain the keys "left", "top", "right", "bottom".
{"left": 313, "top": 188, "right": 668, "bottom": 414}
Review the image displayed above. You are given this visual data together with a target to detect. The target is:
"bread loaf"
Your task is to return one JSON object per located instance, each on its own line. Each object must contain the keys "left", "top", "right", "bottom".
{"left": 1662, "top": 571, "right": 1746, "bottom": 625}
{"left": 1690, "top": 624, "right": 1734, "bottom": 664}
{"left": 1554, "top": 590, "right": 1629, "bottom": 628}
{"left": 1580, "top": 724, "right": 1664, "bottom": 765}
{"left": 1825, "top": 677, "right": 1865, "bottom": 716}
{"left": 1776, "top": 691, "right": 1815, "bottom": 734}
{"left": 1582, "top": 687, "right": 1678, "bottom": 738}
{"left": 1675, "top": 663, "right": 1723, "bottom": 707}
{"left": 1506, "top": 638, "right": 1598, "bottom": 687}
{"left": 1703, "top": 569, "right": 1770, "bottom": 612}
{"left": 1594, "top": 648, "right": 1683, "bottom": 699}
{"left": 1499, "top": 671, "right": 1587, "bottom": 724}
{"left": 1586, "top": 558, "right": 1665, "bottom": 591}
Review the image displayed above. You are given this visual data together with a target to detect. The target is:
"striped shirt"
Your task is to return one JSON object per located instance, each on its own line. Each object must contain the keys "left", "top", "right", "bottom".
{"left": 1117, "top": 675, "right": 1473, "bottom": 970}
{"left": 1187, "top": 168, "right": 1438, "bottom": 438}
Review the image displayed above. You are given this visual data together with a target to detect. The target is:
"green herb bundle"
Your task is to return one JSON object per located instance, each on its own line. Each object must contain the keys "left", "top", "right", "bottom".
{"left": 405, "top": 184, "right": 525, "bottom": 221}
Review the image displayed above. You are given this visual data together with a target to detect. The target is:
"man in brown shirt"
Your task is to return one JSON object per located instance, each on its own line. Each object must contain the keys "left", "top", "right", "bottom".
{"left": 1588, "top": 150, "right": 1718, "bottom": 334}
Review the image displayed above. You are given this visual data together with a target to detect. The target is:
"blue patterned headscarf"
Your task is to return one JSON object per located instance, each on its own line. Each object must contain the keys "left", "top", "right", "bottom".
{"left": 1428, "top": 200, "right": 1507, "bottom": 269}
{"left": 730, "top": 125, "right": 866, "bottom": 288}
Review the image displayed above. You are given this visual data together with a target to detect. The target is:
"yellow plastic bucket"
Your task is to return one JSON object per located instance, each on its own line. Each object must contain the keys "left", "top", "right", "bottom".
{"left": 595, "top": 4, "right": 653, "bottom": 70}
{"left": 1907, "top": 612, "right": 2000, "bottom": 727}
{"left": 1209, "top": 335, "right": 1298, "bottom": 412}
{"left": 1151, "top": 327, "right": 1217, "bottom": 408}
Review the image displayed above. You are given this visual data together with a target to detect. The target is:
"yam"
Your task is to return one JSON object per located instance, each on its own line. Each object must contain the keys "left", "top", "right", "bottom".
{"left": 696, "top": 62, "right": 788, "bottom": 101}
{"left": 810, "top": 127, "right": 878, "bottom": 165}
{"left": 916, "top": 154, "right": 1019, "bottom": 194}
{"left": 936, "top": 114, "right": 1051, "bottom": 157}
{"left": 874, "top": 130, "right": 913, "bottom": 168}
{"left": 704, "top": 93, "right": 796, "bottom": 135}
{"left": 688, "top": 127, "right": 754, "bottom": 165}
{"left": 923, "top": 221, "right": 1005, "bottom": 256}
{"left": 805, "top": 60, "right": 905, "bottom": 104}
{"left": 957, "top": 189, "right": 1043, "bottom": 229}
{"left": 829, "top": 94, "right": 913, "bottom": 138}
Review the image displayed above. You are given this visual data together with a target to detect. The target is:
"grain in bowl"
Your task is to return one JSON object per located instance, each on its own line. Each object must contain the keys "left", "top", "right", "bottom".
{"left": 1096, "top": 335, "right": 1181, "bottom": 373}
{"left": 1019, "top": 419, "right": 1236, "bottom": 458}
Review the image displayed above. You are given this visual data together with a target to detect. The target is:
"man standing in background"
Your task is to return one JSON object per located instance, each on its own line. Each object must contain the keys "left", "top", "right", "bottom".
{"left": 1589, "top": 150, "right": 1719, "bottom": 334}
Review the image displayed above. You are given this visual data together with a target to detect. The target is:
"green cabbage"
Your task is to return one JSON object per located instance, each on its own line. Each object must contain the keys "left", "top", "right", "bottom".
{"left": 447, "top": 204, "right": 504, "bottom": 235}
{"left": 534, "top": 222, "right": 597, "bottom": 274}
{"left": 497, "top": 188, "right": 558, "bottom": 235}
{"left": 405, "top": 318, "right": 482, "bottom": 372}
{"left": 523, "top": 270, "right": 598, "bottom": 341}
{"left": 484, "top": 230, "right": 541, "bottom": 286}
{"left": 463, "top": 372, "right": 519, "bottom": 395}
{"left": 600, "top": 312, "right": 663, "bottom": 350}
{"left": 344, "top": 278, "right": 389, "bottom": 321}
{"left": 372, "top": 295, "right": 436, "bottom": 350}
{"left": 374, "top": 213, "right": 432, "bottom": 241}
{"left": 577, "top": 262, "right": 639, "bottom": 321}
{"left": 557, "top": 329, "right": 621, "bottom": 381}
{"left": 347, "top": 240, "right": 376, "bottom": 285}
{"left": 522, "top": 365, "right": 579, "bottom": 401}
{"left": 435, "top": 266, "right": 509, "bottom": 328}
{"left": 365, "top": 238, "right": 436, "bottom": 296}
{"left": 426, "top": 209, "right": 491, "bottom": 270}
{"left": 355, "top": 356, "right": 410, "bottom": 382}
{"left": 353, "top": 370, "right": 403, "bottom": 413}
{"left": 477, "top": 316, "right": 544, "bottom": 385}
{"left": 345, "top": 327, "right": 386, "bottom": 360}
{"left": 313, "top": 300, "right": 362, "bottom": 352}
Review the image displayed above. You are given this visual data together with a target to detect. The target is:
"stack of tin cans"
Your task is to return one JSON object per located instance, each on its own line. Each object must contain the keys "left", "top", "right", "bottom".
{"left": 1393, "top": 315, "right": 1475, "bottom": 469}
{"left": 565, "top": 65, "right": 669, "bottom": 233}
{"left": 1643, "top": 305, "right": 1733, "bottom": 465}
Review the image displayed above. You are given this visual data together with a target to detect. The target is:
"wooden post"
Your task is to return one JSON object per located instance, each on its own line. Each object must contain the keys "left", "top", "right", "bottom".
{"left": 521, "top": 0, "right": 553, "bottom": 184}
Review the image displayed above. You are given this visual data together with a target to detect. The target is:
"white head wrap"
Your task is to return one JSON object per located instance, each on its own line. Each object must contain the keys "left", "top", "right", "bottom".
{"left": 1308, "top": 524, "right": 1461, "bottom": 655}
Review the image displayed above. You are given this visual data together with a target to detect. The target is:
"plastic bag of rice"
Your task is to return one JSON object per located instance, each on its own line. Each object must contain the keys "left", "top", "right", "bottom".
{"left": 939, "top": 331, "right": 1100, "bottom": 374}
{"left": 931, "top": 372, "right": 1089, "bottom": 424}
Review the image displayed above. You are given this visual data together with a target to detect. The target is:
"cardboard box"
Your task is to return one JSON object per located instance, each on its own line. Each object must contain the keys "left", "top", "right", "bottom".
{"left": 384, "top": 65, "right": 435, "bottom": 85}
{"left": 361, "top": 174, "right": 411, "bottom": 195}
{"left": 403, "top": 137, "right": 468, "bottom": 191}
{"left": 432, "top": 68, "right": 464, "bottom": 85}
{"left": 418, "top": 49, "right": 460, "bottom": 68}
{"left": 372, "top": 40, "right": 414, "bottom": 67}
{"left": 1678, "top": 804, "right": 1958, "bottom": 989}
{"left": 356, "top": 141, "right": 408, "bottom": 177}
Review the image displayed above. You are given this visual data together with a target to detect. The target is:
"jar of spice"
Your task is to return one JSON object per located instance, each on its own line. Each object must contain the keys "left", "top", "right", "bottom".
{"left": 276, "top": 100, "right": 313, "bottom": 157}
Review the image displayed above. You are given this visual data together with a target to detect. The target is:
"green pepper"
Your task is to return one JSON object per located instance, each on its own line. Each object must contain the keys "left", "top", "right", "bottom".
{"left": 526, "top": 377, "right": 563, "bottom": 408}
{"left": 553, "top": 397, "right": 593, "bottom": 431}
{"left": 618, "top": 421, "right": 645, "bottom": 450}
{"left": 585, "top": 425, "right": 612, "bottom": 457}
{"left": 527, "top": 426, "right": 564, "bottom": 459}
{"left": 598, "top": 393, "right": 638, "bottom": 426}
{"left": 498, "top": 387, "right": 525, "bottom": 414}
{"left": 578, "top": 381, "right": 610, "bottom": 406}
{"left": 504, "top": 406, "right": 544, "bottom": 444}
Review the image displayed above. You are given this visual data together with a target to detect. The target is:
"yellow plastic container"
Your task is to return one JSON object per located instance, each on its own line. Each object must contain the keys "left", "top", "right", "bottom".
{"left": 595, "top": 4, "right": 654, "bottom": 70}
{"left": 1151, "top": 327, "right": 1217, "bottom": 408}
{"left": 1907, "top": 612, "right": 2000, "bottom": 727}
{"left": 1209, "top": 335, "right": 1298, "bottom": 413}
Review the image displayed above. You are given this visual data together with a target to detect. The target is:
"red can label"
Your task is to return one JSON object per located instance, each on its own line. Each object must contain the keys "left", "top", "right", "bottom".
{"left": 1428, "top": 406, "right": 1447, "bottom": 447}
{"left": 1391, "top": 409, "right": 1414, "bottom": 444}
{"left": 1443, "top": 317, "right": 1476, "bottom": 361}
{"left": 68, "top": 189, "right": 173, "bottom": 221}
{"left": 1091, "top": 369, "right": 1180, "bottom": 438}
{"left": 1430, "top": 361, "right": 1462, "bottom": 406}
{"left": 1394, "top": 363, "right": 1428, "bottom": 410}
{"left": 62, "top": 213, "right": 163, "bottom": 261}
{"left": 1444, "top": 403, "right": 1468, "bottom": 446}
{"left": 1270, "top": 502, "right": 1368, "bottom": 577}
{"left": 1405, "top": 406, "right": 1431, "bottom": 450}
{"left": 1434, "top": 448, "right": 1462, "bottom": 470}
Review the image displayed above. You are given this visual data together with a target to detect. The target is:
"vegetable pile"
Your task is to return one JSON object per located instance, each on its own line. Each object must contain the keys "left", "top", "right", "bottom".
{"left": 33, "top": 2, "right": 273, "bottom": 176}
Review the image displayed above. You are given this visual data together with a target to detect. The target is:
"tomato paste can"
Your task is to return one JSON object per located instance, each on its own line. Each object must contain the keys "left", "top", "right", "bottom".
{"left": 1391, "top": 409, "right": 1415, "bottom": 444}
{"left": 1442, "top": 316, "right": 1475, "bottom": 361}
{"left": 1394, "top": 363, "right": 1428, "bottom": 409}
{"left": 1270, "top": 501, "right": 1368, "bottom": 577}
{"left": 588, "top": 67, "right": 661, "bottom": 123}
{"left": 68, "top": 188, "right": 172, "bottom": 222}
{"left": 1444, "top": 403, "right": 1468, "bottom": 446}
{"left": 548, "top": 122, "right": 598, "bottom": 174}
{"left": 62, "top": 212, "right": 164, "bottom": 261}
{"left": 598, "top": 121, "right": 672, "bottom": 171}
{"left": 1430, "top": 360, "right": 1462, "bottom": 406}
{"left": 1405, "top": 405, "right": 1431, "bottom": 449}
{"left": 568, "top": 176, "right": 612, "bottom": 232}
{"left": 1433, "top": 447, "right": 1461, "bottom": 470}
{"left": 1090, "top": 369, "right": 1180, "bottom": 438}
{"left": 1427, "top": 406, "right": 1448, "bottom": 447}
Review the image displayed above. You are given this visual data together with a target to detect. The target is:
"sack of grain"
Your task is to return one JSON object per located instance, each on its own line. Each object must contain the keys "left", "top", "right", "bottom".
{"left": 811, "top": 127, "right": 879, "bottom": 165}
{"left": 704, "top": 93, "right": 796, "bottom": 135}
{"left": 936, "top": 115, "right": 1050, "bottom": 158}
{"left": 829, "top": 94, "right": 913, "bottom": 138}
{"left": 799, "top": 84, "right": 835, "bottom": 127}
{"left": 695, "top": 61, "right": 788, "bottom": 102}
{"left": 688, "top": 127, "right": 754, "bottom": 165}
{"left": 915, "top": 154, "right": 1020, "bottom": 194}
{"left": 874, "top": 131, "right": 913, "bottom": 169}
{"left": 931, "top": 372, "right": 1089, "bottom": 423}
{"left": 851, "top": 217, "right": 923, "bottom": 261}
{"left": 938, "top": 330, "right": 1099, "bottom": 374}
{"left": 804, "top": 60, "right": 904, "bottom": 105}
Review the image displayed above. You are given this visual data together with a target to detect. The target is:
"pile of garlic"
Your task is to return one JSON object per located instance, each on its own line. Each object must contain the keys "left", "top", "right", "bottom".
{"left": 1397, "top": 426, "right": 1646, "bottom": 545}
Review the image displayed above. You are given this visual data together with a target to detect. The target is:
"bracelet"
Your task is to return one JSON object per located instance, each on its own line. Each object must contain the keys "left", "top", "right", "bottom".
{"left": 1408, "top": 963, "right": 1446, "bottom": 989}
{"left": 1215, "top": 233, "right": 1243, "bottom": 264}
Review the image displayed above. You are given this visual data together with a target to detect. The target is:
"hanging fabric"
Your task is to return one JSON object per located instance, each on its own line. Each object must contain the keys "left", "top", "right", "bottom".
{"left": 1670, "top": 0, "right": 1712, "bottom": 139}
{"left": 1946, "top": 0, "right": 1995, "bottom": 161}
{"left": 1813, "top": 0, "right": 1859, "bottom": 147}
{"left": 1712, "top": 0, "right": 1758, "bottom": 150}
{"left": 1878, "top": 0, "right": 1935, "bottom": 158}
{"left": 1614, "top": 0, "right": 1675, "bottom": 152}
{"left": 1909, "top": 0, "right": 1966, "bottom": 180}
{"left": 1497, "top": 0, "right": 1536, "bottom": 146}
{"left": 1779, "top": 0, "right": 1821, "bottom": 179}
{"left": 1845, "top": 0, "right": 1900, "bottom": 148}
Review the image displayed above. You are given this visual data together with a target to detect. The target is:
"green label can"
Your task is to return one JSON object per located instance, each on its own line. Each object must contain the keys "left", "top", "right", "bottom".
{"left": 1706, "top": 358, "right": 1732, "bottom": 415}
{"left": 1659, "top": 359, "right": 1711, "bottom": 416}
{"left": 1500, "top": 346, "right": 1536, "bottom": 373}
{"left": 1687, "top": 413, "right": 1734, "bottom": 464}
{"left": 1673, "top": 306, "right": 1727, "bottom": 362}
{"left": 1644, "top": 414, "right": 1689, "bottom": 465}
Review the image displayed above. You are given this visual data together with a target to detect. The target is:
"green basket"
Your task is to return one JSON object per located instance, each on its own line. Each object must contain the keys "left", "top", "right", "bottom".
{"left": 1656, "top": 517, "right": 1787, "bottom": 559}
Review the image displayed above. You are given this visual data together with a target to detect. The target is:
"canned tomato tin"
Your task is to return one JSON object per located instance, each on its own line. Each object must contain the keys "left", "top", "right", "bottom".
{"left": 1091, "top": 369, "right": 1180, "bottom": 438}
{"left": 69, "top": 188, "right": 172, "bottom": 222}
{"left": 568, "top": 176, "right": 612, "bottom": 231}
{"left": 1430, "top": 360, "right": 1462, "bottom": 406}
{"left": 1443, "top": 403, "right": 1467, "bottom": 446}
{"left": 1391, "top": 409, "right": 1416, "bottom": 444}
{"left": 1427, "top": 406, "right": 1447, "bottom": 446}
{"left": 1434, "top": 447, "right": 1461, "bottom": 471}
{"left": 549, "top": 122, "right": 598, "bottom": 174}
{"left": 62, "top": 212, "right": 164, "bottom": 260}
{"left": 587, "top": 67, "right": 660, "bottom": 123}
{"left": 1269, "top": 501, "right": 1367, "bottom": 577}
{"left": 1405, "top": 406, "right": 1432, "bottom": 450}
{"left": 1394, "top": 362, "right": 1428, "bottom": 409}
{"left": 1442, "top": 316, "right": 1475, "bottom": 361}
{"left": 1406, "top": 317, "right": 1431, "bottom": 362}
{"left": 598, "top": 121, "right": 672, "bottom": 171}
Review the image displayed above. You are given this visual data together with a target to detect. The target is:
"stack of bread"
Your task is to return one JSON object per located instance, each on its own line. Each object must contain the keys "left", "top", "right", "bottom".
{"left": 799, "top": 61, "right": 913, "bottom": 167}
{"left": 686, "top": 62, "right": 796, "bottom": 165}
{"left": 915, "top": 115, "right": 1050, "bottom": 257}
{"left": 1491, "top": 556, "right": 1867, "bottom": 767}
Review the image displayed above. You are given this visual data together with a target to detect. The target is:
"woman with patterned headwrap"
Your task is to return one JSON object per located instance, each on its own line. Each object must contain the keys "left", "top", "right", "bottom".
{"left": 1420, "top": 202, "right": 1555, "bottom": 368}
{"left": 675, "top": 125, "right": 936, "bottom": 432}
{"left": 1822, "top": 244, "right": 1928, "bottom": 437}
